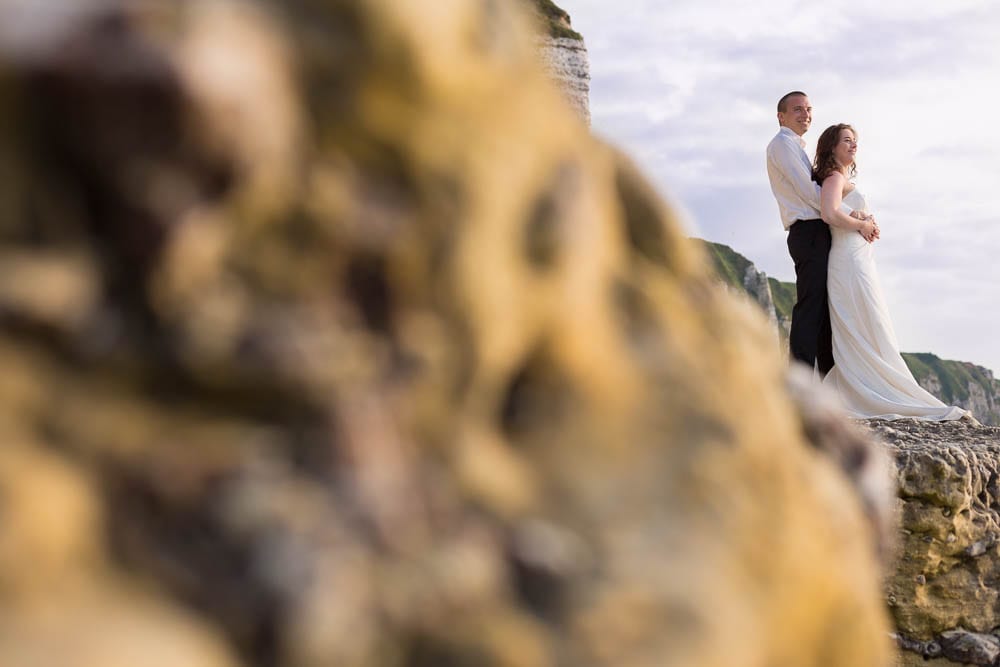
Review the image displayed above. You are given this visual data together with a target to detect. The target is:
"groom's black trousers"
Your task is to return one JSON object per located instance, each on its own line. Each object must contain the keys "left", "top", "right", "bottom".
{"left": 787, "top": 218, "right": 834, "bottom": 376}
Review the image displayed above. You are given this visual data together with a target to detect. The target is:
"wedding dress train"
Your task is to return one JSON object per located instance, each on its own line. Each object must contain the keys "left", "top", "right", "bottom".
{"left": 822, "top": 187, "right": 967, "bottom": 421}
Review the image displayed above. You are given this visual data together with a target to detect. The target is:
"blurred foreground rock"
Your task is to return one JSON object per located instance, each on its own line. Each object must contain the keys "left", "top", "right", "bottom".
{"left": 0, "top": 1, "right": 891, "bottom": 665}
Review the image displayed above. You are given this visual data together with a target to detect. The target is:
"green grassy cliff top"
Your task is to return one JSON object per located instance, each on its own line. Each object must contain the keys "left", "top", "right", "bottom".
{"left": 901, "top": 352, "right": 997, "bottom": 405}
{"left": 696, "top": 239, "right": 754, "bottom": 291}
{"left": 522, "top": 0, "right": 583, "bottom": 40}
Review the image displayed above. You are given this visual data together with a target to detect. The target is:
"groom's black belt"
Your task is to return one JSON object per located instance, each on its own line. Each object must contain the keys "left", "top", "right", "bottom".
{"left": 790, "top": 218, "right": 826, "bottom": 235}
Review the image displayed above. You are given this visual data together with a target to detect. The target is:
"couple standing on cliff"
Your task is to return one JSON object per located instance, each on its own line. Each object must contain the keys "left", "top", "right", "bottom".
{"left": 766, "top": 90, "right": 970, "bottom": 422}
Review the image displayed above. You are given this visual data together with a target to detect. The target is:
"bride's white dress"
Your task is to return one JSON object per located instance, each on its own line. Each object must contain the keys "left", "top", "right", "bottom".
{"left": 822, "top": 186, "right": 967, "bottom": 421}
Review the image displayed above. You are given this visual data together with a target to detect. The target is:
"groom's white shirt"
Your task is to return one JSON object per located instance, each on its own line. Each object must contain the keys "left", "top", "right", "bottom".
{"left": 766, "top": 126, "right": 848, "bottom": 230}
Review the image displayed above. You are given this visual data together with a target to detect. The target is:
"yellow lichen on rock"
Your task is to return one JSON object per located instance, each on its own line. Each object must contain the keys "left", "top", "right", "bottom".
{"left": 0, "top": 1, "right": 892, "bottom": 665}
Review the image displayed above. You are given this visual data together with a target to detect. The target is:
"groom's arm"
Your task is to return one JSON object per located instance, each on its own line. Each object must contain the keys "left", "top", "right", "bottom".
{"left": 767, "top": 137, "right": 852, "bottom": 217}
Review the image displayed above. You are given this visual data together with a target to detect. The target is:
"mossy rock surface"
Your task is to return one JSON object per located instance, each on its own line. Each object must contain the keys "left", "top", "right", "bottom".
{"left": 522, "top": 0, "right": 583, "bottom": 39}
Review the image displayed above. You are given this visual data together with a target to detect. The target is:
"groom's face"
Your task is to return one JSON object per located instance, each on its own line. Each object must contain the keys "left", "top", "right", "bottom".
{"left": 778, "top": 95, "right": 812, "bottom": 136}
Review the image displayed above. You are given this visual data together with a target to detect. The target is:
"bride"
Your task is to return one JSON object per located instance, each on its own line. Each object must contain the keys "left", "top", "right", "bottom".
{"left": 813, "top": 123, "right": 970, "bottom": 421}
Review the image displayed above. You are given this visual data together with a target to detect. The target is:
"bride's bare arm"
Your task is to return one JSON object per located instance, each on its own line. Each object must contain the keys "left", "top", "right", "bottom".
{"left": 820, "top": 173, "right": 875, "bottom": 238}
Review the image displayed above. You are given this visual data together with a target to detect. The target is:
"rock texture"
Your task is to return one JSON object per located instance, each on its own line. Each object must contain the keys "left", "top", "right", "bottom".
{"left": 0, "top": 1, "right": 890, "bottom": 666}
{"left": 868, "top": 419, "right": 1000, "bottom": 666}
{"left": 521, "top": 0, "right": 591, "bottom": 124}
{"left": 515, "top": 1, "right": 590, "bottom": 123}
{"left": 742, "top": 264, "right": 777, "bottom": 326}
{"left": 538, "top": 36, "right": 591, "bottom": 124}
{"left": 965, "top": 374, "right": 1000, "bottom": 426}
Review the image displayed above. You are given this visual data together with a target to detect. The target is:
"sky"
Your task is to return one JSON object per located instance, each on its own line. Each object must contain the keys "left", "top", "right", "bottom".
{"left": 556, "top": 0, "right": 1000, "bottom": 376}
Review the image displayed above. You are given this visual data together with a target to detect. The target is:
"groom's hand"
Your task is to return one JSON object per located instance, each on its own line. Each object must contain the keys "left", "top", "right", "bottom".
{"left": 851, "top": 211, "right": 879, "bottom": 242}
{"left": 858, "top": 217, "right": 877, "bottom": 243}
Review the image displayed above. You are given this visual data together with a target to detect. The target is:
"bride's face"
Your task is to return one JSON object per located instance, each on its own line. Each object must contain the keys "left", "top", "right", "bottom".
{"left": 833, "top": 129, "right": 857, "bottom": 169}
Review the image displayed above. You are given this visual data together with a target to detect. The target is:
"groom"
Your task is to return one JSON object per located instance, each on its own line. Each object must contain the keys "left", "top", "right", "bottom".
{"left": 766, "top": 91, "right": 877, "bottom": 377}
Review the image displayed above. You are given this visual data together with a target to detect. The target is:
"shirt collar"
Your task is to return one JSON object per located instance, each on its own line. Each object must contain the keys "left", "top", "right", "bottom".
{"left": 778, "top": 126, "right": 806, "bottom": 149}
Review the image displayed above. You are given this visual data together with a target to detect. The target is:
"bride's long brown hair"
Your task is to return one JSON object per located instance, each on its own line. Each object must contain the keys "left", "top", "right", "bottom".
{"left": 812, "top": 123, "right": 857, "bottom": 183}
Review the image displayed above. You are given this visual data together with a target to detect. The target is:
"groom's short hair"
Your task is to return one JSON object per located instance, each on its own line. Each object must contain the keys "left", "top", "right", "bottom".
{"left": 777, "top": 91, "right": 808, "bottom": 113}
